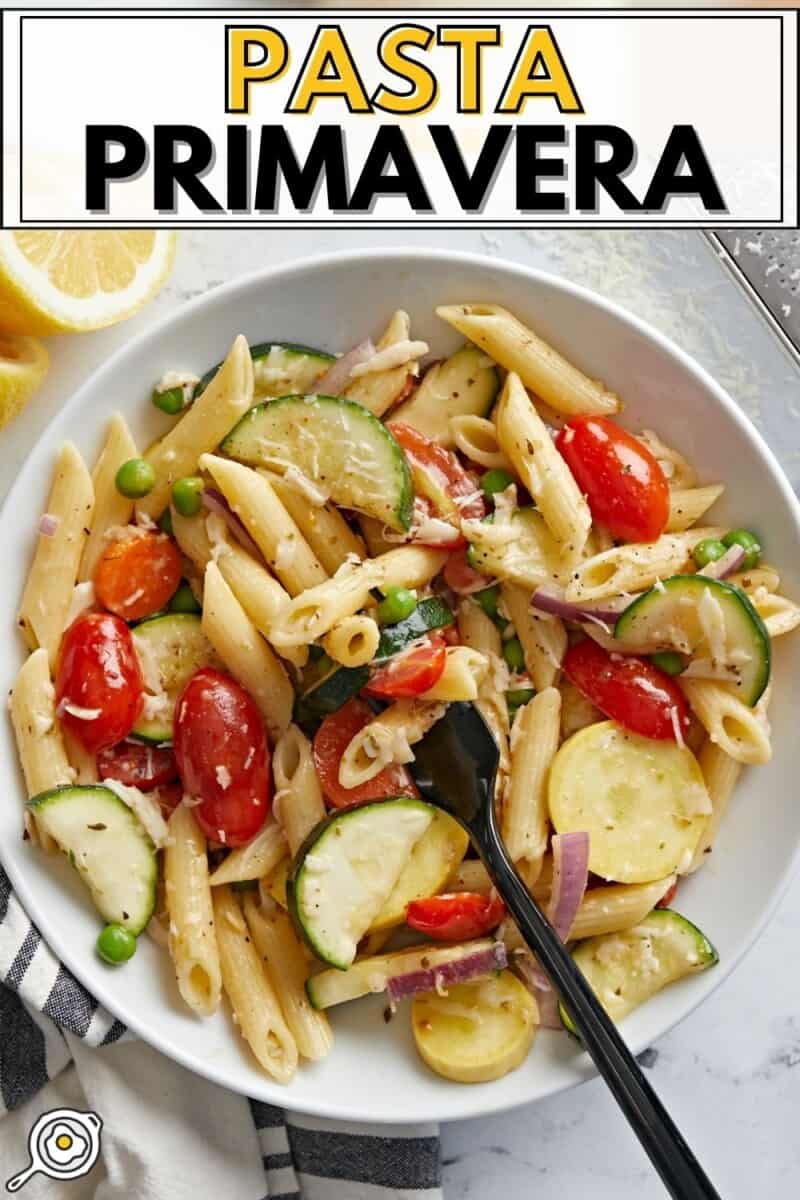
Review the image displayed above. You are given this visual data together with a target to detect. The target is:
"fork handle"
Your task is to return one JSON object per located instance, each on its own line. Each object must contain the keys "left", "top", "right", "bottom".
{"left": 478, "top": 830, "right": 721, "bottom": 1200}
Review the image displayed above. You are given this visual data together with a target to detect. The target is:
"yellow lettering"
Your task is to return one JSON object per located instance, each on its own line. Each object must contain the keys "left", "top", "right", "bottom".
{"left": 372, "top": 24, "right": 437, "bottom": 116}
{"left": 226, "top": 27, "right": 288, "bottom": 115}
{"left": 437, "top": 26, "right": 500, "bottom": 114}
{"left": 496, "top": 27, "right": 583, "bottom": 115}
{"left": 288, "top": 26, "right": 371, "bottom": 114}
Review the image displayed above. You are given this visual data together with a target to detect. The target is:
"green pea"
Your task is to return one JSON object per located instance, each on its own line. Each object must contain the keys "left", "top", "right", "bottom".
{"left": 481, "top": 468, "right": 515, "bottom": 499}
{"left": 650, "top": 651, "right": 685, "bottom": 677}
{"left": 96, "top": 923, "right": 136, "bottom": 965}
{"left": 157, "top": 508, "right": 173, "bottom": 536}
{"left": 506, "top": 686, "right": 535, "bottom": 716}
{"left": 169, "top": 582, "right": 201, "bottom": 614}
{"left": 693, "top": 538, "right": 726, "bottom": 569}
{"left": 474, "top": 585, "right": 499, "bottom": 619}
{"left": 172, "top": 476, "right": 205, "bottom": 518}
{"left": 152, "top": 385, "right": 186, "bottom": 415}
{"left": 722, "top": 529, "right": 761, "bottom": 571}
{"left": 466, "top": 544, "right": 481, "bottom": 570}
{"left": 503, "top": 636, "right": 525, "bottom": 672}
{"left": 115, "top": 458, "right": 155, "bottom": 500}
{"left": 376, "top": 587, "right": 417, "bottom": 625}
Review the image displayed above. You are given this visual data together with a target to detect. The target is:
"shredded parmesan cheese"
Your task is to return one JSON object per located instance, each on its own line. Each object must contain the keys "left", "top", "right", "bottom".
{"left": 349, "top": 340, "right": 429, "bottom": 377}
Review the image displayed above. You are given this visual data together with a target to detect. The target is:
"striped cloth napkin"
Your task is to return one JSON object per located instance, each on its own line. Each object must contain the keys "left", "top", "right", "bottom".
{"left": 0, "top": 867, "right": 443, "bottom": 1199}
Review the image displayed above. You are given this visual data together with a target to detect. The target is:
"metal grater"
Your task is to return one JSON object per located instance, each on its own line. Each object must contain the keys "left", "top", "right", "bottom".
{"left": 706, "top": 231, "right": 800, "bottom": 369}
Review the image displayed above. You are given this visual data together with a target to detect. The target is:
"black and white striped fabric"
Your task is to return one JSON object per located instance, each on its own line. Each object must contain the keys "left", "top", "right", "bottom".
{"left": 0, "top": 867, "right": 443, "bottom": 1198}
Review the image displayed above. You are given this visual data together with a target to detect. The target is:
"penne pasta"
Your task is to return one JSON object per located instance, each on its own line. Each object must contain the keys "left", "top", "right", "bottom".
{"left": 9, "top": 648, "right": 73, "bottom": 850}
{"left": 747, "top": 588, "right": 800, "bottom": 638}
{"left": 137, "top": 335, "right": 254, "bottom": 519}
{"left": 266, "top": 470, "right": 366, "bottom": 574}
{"left": 501, "top": 583, "right": 566, "bottom": 691}
{"left": 456, "top": 600, "right": 511, "bottom": 784}
{"left": 268, "top": 545, "right": 447, "bottom": 648}
{"left": 344, "top": 310, "right": 418, "bottom": 416}
{"left": 502, "top": 876, "right": 676, "bottom": 947}
{"left": 449, "top": 414, "right": 514, "bottom": 472}
{"left": 79, "top": 414, "right": 138, "bottom": 581}
{"left": 200, "top": 455, "right": 327, "bottom": 595}
{"left": 322, "top": 614, "right": 380, "bottom": 667}
{"left": 164, "top": 803, "right": 222, "bottom": 1017}
{"left": 495, "top": 372, "right": 591, "bottom": 555}
{"left": 565, "top": 527, "right": 726, "bottom": 602}
{"left": 272, "top": 725, "right": 326, "bottom": 857}
{"left": 503, "top": 688, "right": 561, "bottom": 875}
{"left": 357, "top": 515, "right": 397, "bottom": 558}
{"left": 436, "top": 303, "right": 619, "bottom": 416}
{"left": 728, "top": 564, "right": 780, "bottom": 595}
{"left": 213, "top": 885, "right": 298, "bottom": 1082}
{"left": 637, "top": 429, "right": 697, "bottom": 489}
{"left": 559, "top": 678, "right": 604, "bottom": 741}
{"left": 208, "top": 817, "right": 287, "bottom": 886}
{"left": 666, "top": 485, "right": 725, "bottom": 533}
{"left": 243, "top": 892, "right": 333, "bottom": 1062}
{"left": 339, "top": 699, "right": 446, "bottom": 789}
{"left": 419, "top": 646, "right": 488, "bottom": 702}
{"left": 18, "top": 443, "right": 94, "bottom": 670}
{"left": 679, "top": 678, "right": 771, "bottom": 765}
{"left": 63, "top": 729, "right": 100, "bottom": 785}
{"left": 201, "top": 562, "right": 293, "bottom": 742}
{"left": 687, "top": 740, "right": 743, "bottom": 871}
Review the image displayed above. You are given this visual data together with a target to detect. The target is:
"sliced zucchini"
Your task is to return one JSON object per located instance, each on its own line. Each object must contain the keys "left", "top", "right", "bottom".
{"left": 288, "top": 798, "right": 435, "bottom": 969}
{"left": 370, "top": 810, "right": 469, "bottom": 932}
{"left": 412, "top": 971, "right": 537, "bottom": 1083}
{"left": 298, "top": 662, "right": 368, "bottom": 720}
{"left": 561, "top": 909, "right": 718, "bottom": 1034}
{"left": 29, "top": 785, "right": 157, "bottom": 934}
{"left": 195, "top": 341, "right": 334, "bottom": 401}
{"left": 467, "top": 508, "right": 570, "bottom": 590}
{"left": 549, "top": 721, "right": 710, "bottom": 884}
{"left": 307, "top": 938, "right": 495, "bottom": 1009}
{"left": 614, "top": 574, "right": 770, "bottom": 706}
{"left": 132, "top": 613, "right": 216, "bottom": 743}
{"left": 375, "top": 596, "right": 455, "bottom": 661}
{"left": 390, "top": 346, "right": 499, "bottom": 447}
{"left": 221, "top": 395, "right": 414, "bottom": 532}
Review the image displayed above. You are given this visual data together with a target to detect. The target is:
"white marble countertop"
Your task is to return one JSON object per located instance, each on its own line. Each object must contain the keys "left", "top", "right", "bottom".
{"left": 2, "top": 228, "right": 799, "bottom": 1198}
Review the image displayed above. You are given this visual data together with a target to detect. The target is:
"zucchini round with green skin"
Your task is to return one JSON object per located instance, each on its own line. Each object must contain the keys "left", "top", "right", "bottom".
{"left": 374, "top": 596, "right": 454, "bottom": 661}
{"left": 131, "top": 613, "right": 217, "bottom": 743}
{"left": 195, "top": 342, "right": 334, "bottom": 400}
{"left": 288, "top": 798, "right": 435, "bottom": 969}
{"left": 390, "top": 346, "right": 499, "bottom": 447}
{"left": 221, "top": 394, "right": 414, "bottom": 532}
{"left": 560, "top": 909, "right": 718, "bottom": 1035}
{"left": 297, "top": 662, "right": 369, "bottom": 719}
{"left": 28, "top": 786, "right": 157, "bottom": 934}
{"left": 614, "top": 574, "right": 770, "bottom": 706}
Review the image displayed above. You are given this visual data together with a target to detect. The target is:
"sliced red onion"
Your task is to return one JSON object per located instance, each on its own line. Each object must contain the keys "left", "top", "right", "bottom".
{"left": 514, "top": 953, "right": 563, "bottom": 1029}
{"left": 386, "top": 942, "right": 507, "bottom": 1004}
{"left": 38, "top": 513, "right": 60, "bottom": 537}
{"left": 202, "top": 488, "right": 262, "bottom": 560}
{"left": 548, "top": 832, "right": 590, "bottom": 942}
{"left": 699, "top": 543, "right": 746, "bottom": 580}
{"left": 312, "top": 339, "right": 376, "bottom": 396}
{"left": 531, "top": 588, "right": 630, "bottom": 629}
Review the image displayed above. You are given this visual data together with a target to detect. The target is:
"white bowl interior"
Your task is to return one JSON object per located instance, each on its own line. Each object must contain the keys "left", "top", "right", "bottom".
{"left": 2, "top": 249, "right": 799, "bottom": 1123}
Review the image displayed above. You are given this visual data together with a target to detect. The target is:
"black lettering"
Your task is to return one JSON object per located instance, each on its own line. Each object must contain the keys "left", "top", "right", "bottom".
{"left": 642, "top": 125, "right": 726, "bottom": 212}
{"left": 575, "top": 125, "right": 641, "bottom": 212}
{"left": 429, "top": 125, "right": 511, "bottom": 212}
{"left": 254, "top": 126, "right": 348, "bottom": 211}
{"left": 153, "top": 126, "right": 223, "bottom": 212}
{"left": 85, "top": 125, "right": 147, "bottom": 211}
{"left": 516, "top": 125, "right": 567, "bottom": 212}
{"left": 227, "top": 125, "right": 250, "bottom": 211}
{"left": 349, "top": 126, "right": 432, "bottom": 212}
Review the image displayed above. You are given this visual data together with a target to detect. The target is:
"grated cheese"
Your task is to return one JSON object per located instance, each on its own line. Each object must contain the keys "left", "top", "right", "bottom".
{"left": 349, "top": 340, "right": 429, "bottom": 377}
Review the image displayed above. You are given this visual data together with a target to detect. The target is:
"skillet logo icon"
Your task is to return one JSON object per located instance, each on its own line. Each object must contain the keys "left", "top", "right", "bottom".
{"left": 5, "top": 1108, "right": 103, "bottom": 1192}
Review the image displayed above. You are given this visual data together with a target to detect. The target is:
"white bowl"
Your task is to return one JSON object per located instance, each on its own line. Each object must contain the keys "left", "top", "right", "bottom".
{"left": 2, "top": 248, "right": 799, "bottom": 1124}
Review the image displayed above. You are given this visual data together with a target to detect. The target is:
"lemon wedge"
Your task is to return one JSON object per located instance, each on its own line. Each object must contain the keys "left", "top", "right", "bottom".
{"left": 0, "top": 231, "right": 176, "bottom": 335}
{"left": 0, "top": 333, "right": 49, "bottom": 429}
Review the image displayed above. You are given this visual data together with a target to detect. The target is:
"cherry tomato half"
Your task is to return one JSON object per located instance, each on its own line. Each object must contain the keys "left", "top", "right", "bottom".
{"left": 443, "top": 546, "right": 488, "bottom": 594}
{"left": 94, "top": 529, "right": 182, "bottom": 621}
{"left": 55, "top": 612, "right": 144, "bottom": 753}
{"left": 363, "top": 633, "right": 448, "bottom": 700}
{"left": 562, "top": 639, "right": 690, "bottom": 742}
{"left": 97, "top": 740, "right": 178, "bottom": 792}
{"left": 156, "top": 782, "right": 184, "bottom": 820}
{"left": 405, "top": 891, "right": 506, "bottom": 941}
{"left": 556, "top": 416, "right": 669, "bottom": 543}
{"left": 389, "top": 422, "right": 484, "bottom": 546}
{"left": 173, "top": 668, "right": 270, "bottom": 846}
{"left": 313, "top": 698, "right": 419, "bottom": 810}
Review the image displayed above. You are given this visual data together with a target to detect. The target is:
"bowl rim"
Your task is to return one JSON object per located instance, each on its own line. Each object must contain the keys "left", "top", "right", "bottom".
{"left": 3, "top": 244, "right": 800, "bottom": 1124}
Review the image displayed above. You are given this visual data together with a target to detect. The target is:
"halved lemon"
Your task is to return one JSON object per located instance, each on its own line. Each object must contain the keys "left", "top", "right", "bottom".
{"left": 0, "top": 333, "right": 49, "bottom": 429}
{"left": 0, "top": 231, "right": 176, "bottom": 335}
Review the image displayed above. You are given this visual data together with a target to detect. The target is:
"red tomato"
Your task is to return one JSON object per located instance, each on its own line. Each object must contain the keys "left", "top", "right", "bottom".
{"left": 97, "top": 740, "right": 178, "bottom": 792}
{"left": 156, "top": 782, "right": 184, "bottom": 819}
{"left": 173, "top": 668, "right": 270, "bottom": 847}
{"left": 313, "top": 699, "right": 419, "bottom": 809}
{"left": 562, "top": 639, "right": 690, "bottom": 742}
{"left": 94, "top": 530, "right": 182, "bottom": 621}
{"left": 364, "top": 633, "right": 447, "bottom": 700}
{"left": 55, "top": 613, "right": 144, "bottom": 753}
{"left": 443, "top": 547, "right": 488, "bottom": 594}
{"left": 406, "top": 891, "right": 506, "bottom": 941}
{"left": 556, "top": 416, "right": 669, "bottom": 543}
{"left": 389, "top": 422, "right": 484, "bottom": 546}
{"left": 656, "top": 880, "right": 679, "bottom": 908}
